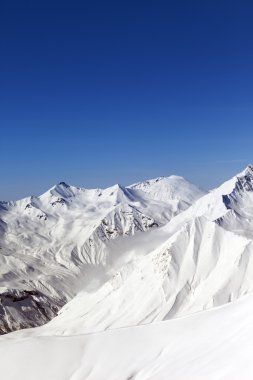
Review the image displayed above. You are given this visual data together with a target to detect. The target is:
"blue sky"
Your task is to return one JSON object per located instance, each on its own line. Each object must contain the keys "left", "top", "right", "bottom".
{"left": 1, "top": 0, "right": 253, "bottom": 200}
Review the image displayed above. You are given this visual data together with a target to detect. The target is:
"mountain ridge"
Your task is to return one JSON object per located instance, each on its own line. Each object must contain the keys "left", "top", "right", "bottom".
{"left": 1, "top": 166, "right": 253, "bottom": 335}
{"left": 0, "top": 173, "right": 205, "bottom": 333}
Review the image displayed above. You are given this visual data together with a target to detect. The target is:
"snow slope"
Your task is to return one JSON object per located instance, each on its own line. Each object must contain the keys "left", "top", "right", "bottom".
{"left": 1, "top": 293, "right": 253, "bottom": 380}
{"left": 0, "top": 175, "right": 204, "bottom": 333}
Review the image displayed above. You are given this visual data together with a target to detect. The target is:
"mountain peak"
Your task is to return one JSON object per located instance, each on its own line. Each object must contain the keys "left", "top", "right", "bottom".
{"left": 239, "top": 164, "right": 253, "bottom": 178}
{"left": 234, "top": 165, "right": 253, "bottom": 192}
{"left": 48, "top": 182, "right": 77, "bottom": 199}
{"left": 128, "top": 175, "right": 206, "bottom": 204}
{"left": 57, "top": 181, "right": 70, "bottom": 188}
{"left": 101, "top": 183, "right": 137, "bottom": 203}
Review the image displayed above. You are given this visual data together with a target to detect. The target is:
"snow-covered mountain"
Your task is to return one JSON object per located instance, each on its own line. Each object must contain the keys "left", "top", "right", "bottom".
{"left": 0, "top": 175, "right": 205, "bottom": 333}
{"left": 129, "top": 174, "right": 205, "bottom": 206}
{"left": 13, "top": 164, "right": 253, "bottom": 336}
{"left": 2, "top": 166, "right": 253, "bottom": 379}
{"left": 2, "top": 166, "right": 253, "bottom": 337}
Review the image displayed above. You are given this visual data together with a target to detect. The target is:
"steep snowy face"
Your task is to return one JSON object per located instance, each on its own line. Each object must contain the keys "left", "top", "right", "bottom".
{"left": 27, "top": 165, "right": 253, "bottom": 336}
{"left": 0, "top": 176, "right": 202, "bottom": 333}
{"left": 167, "top": 165, "right": 253, "bottom": 235}
{"left": 214, "top": 165, "right": 253, "bottom": 237}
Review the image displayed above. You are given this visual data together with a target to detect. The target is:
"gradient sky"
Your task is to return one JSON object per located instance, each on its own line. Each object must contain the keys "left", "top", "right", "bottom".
{"left": 1, "top": 0, "right": 253, "bottom": 200}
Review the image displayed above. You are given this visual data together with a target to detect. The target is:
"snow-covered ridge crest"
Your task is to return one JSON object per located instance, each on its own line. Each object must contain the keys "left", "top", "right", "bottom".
{"left": 211, "top": 164, "right": 253, "bottom": 198}
{"left": 166, "top": 164, "right": 253, "bottom": 226}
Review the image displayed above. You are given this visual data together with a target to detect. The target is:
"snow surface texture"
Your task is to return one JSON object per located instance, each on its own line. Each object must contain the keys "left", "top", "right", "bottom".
{"left": 1, "top": 294, "right": 253, "bottom": 380}
{"left": 0, "top": 175, "right": 204, "bottom": 333}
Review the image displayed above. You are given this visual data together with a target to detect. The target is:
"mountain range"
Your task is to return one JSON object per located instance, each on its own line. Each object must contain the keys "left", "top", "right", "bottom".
{"left": 1, "top": 166, "right": 253, "bottom": 336}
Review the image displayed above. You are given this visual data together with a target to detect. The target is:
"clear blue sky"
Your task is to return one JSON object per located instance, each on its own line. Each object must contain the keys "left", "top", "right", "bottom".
{"left": 1, "top": 0, "right": 253, "bottom": 200}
